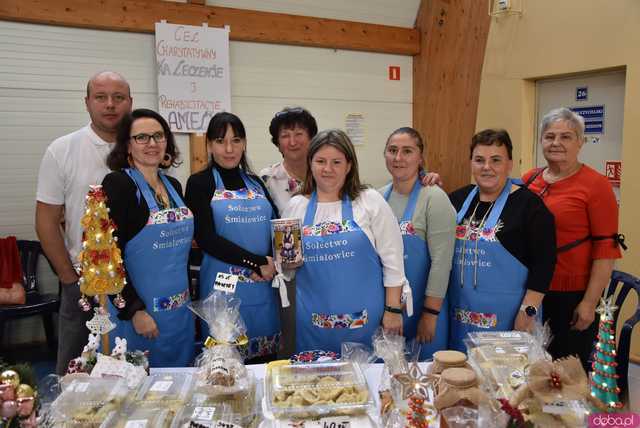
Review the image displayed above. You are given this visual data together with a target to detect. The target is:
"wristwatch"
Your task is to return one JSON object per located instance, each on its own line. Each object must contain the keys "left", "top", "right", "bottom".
{"left": 519, "top": 304, "right": 538, "bottom": 317}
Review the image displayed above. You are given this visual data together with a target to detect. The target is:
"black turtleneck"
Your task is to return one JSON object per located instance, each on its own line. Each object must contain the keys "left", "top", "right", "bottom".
{"left": 184, "top": 163, "right": 279, "bottom": 275}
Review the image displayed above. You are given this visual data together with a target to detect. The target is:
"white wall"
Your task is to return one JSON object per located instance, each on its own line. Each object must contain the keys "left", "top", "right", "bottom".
{"left": 0, "top": 20, "right": 412, "bottom": 344}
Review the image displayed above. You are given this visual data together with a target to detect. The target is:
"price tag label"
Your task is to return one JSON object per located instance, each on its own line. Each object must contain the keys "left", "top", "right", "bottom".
{"left": 214, "top": 272, "right": 238, "bottom": 293}
{"left": 192, "top": 406, "right": 216, "bottom": 421}
{"left": 302, "top": 417, "right": 351, "bottom": 428}
{"left": 124, "top": 420, "right": 148, "bottom": 428}
{"left": 149, "top": 380, "right": 173, "bottom": 392}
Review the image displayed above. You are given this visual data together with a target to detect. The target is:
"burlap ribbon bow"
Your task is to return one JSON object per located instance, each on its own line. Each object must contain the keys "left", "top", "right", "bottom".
{"left": 511, "top": 356, "right": 588, "bottom": 406}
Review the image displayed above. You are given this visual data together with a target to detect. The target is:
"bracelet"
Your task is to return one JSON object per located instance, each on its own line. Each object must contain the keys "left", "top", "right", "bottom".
{"left": 384, "top": 305, "right": 402, "bottom": 314}
{"left": 422, "top": 306, "right": 440, "bottom": 316}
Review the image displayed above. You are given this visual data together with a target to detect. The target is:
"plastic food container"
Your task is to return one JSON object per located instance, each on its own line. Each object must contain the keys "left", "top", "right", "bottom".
{"left": 187, "top": 379, "right": 260, "bottom": 427}
{"left": 465, "top": 331, "right": 544, "bottom": 400}
{"left": 50, "top": 377, "right": 128, "bottom": 427}
{"left": 265, "top": 361, "right": 373, "bottom": 419}
{"left": 135, "top": 372, "right": 195, "bottom": 405}
{"left": 108, "top": 405, "right": 176, "bottom": 428}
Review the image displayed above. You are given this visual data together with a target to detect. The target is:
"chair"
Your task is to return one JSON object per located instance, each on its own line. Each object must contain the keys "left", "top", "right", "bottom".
{"left": 605, "top": 270, "right": 640, "bottom": 396}
{"left": 0, "top": 240, "right": 59, "bottom": 351}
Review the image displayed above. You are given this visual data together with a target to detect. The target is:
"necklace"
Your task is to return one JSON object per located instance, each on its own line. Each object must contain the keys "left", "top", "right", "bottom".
{"left": 460, "top": 200, "right": 494, "bottom": 288}
{"left": 152, "top": 183, "right": 170, "bottom": 210}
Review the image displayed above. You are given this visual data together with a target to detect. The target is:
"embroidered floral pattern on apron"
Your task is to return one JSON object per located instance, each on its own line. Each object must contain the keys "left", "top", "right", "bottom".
{"left": 398, "top": 220, "right": 417, "bottom": 236}
{"left": 454, "top": 308, "right": 497, "bottom": 329}
{"left": 153, "top": 289, "right": 189, "bottom": 312}
{"left": 311, "top": 309, "right": 368, "bottom": 329}
{"left": 212, "top": 188, "right": 261, "bottom": 201}
{"left": 147, "top": 207, "right": 193, "bottom": 225}
{"left": 302, "top": 220, "right": 357, "bottom": 237}
{"left": 455, "top": 219, "right": 503, "bottom": 242}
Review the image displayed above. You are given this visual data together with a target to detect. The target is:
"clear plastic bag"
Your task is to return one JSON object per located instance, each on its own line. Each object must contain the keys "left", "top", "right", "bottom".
{"left": 189, "top": 292, "right": 252, "bottom": 395}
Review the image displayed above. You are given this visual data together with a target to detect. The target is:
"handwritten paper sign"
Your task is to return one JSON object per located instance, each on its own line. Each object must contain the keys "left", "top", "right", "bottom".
{"left": 214, "top": 272, "right": 238, "bottom": 293}
{"left": 155, "top": 22, "right": 231, "bottom": 133}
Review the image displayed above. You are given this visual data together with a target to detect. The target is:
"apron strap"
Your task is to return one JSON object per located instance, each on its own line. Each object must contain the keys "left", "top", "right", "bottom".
{"left": 125, "top": 168, "right": 160, "bottom": 212}
{"left": 303, "top": 192, "right": 318, "bottom": 226}
{"left": 303, "top": 192, "right": 355, "bottom": 225}
{"left": 455, "top": 178, "right": 513, "bottom": 230}
{"left": 483, "top": 178, "right": 513, "bottom": 231}
{"left": 456, "top": 186, "right": 479, "bottom": 225}
{"left": 341, "top": 193, "right": 355, "bottom": 221}
{"left": 383, "top": 180, "right": 422, "bottom": 222}
{"left": 158, "top": 172, "right": 185, "bottom": 208}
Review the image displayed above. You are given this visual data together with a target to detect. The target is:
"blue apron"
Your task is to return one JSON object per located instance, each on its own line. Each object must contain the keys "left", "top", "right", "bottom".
{"left": 199, "top": 168, "right": 280, "bottom": 359}
{"left": 447, "top": 179, "right": 528, "bottom": 352}
{"left": 296, "top": 193, "right": 385, "bottom": 353}
{"left": 108, "top": 168, "right": 195, "bottom": 367}
{"left": 384, "top": 181, "right": 448, "bottom": 360}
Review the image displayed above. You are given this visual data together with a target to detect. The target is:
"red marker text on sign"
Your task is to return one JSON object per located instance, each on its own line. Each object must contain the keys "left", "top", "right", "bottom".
{"left": 389, "top": 66, "right": 400, "bottom": 81}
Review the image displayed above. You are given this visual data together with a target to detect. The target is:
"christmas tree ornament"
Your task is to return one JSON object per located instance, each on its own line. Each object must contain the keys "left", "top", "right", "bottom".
{"left": 0, "top": 400, "right": 17, "bottom": 419}
{"left": 0, "top": 371, "right": 20, "bottom": 389}
{"left": 113, "top": 294, "right": 126, "bottom": 309}
{"left": 394, "top": 362, "right": 435, "bottom": 428}
{"left": 0, "top": 384, "right": 15, "bottom": 401}
{"left": 0, "top": 362, "right": 38, "bottom": 427}
{"left": 77, "top": 296, "right": 91, "bottom": 312}
{"left": 14, "top": 385, "right": 33, "bottom": 400}
{"left": 589, "top": 295, "right": 624, "bottom": 411}
{"left": 85, "top": 307, "right": 116, "bottom": 336}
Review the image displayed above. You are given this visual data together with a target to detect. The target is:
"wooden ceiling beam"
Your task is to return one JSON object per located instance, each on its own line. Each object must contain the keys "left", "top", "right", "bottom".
{"left": 0, "top": 0, "right": 420, "bottom": 55}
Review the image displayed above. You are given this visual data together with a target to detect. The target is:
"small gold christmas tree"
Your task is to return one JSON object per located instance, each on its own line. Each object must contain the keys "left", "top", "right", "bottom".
{"left": 77, "top": 185, "right": 126, "bottom": 354}
{"left": 77, "top": 185, "right": 126, "bottom": 310}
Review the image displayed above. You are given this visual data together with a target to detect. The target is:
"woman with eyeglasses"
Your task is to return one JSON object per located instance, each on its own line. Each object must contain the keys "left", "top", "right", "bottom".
{"left": 522, "top": 108, "right": 624, "bottom": 370}
{"left": 379, "top": 127, "right": 456, "bottom": 360}
{"left": 102, "top": 108, "right": 195, "bottom": 367}
{"left": 447, "top": 129, "right": 556, "bottom": 352}
{"left": 186, "top": 112, "right": 280, "bottom": 362}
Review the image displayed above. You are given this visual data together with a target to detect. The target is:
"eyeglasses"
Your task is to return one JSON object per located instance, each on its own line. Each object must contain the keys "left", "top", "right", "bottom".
{"left": 131, "top": 132, "right": 166, "bottom": 145}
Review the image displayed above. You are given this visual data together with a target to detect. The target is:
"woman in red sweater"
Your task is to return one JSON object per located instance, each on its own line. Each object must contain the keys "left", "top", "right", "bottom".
{"left": 522, "top": 107, "right": 624, "bottom": 370}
